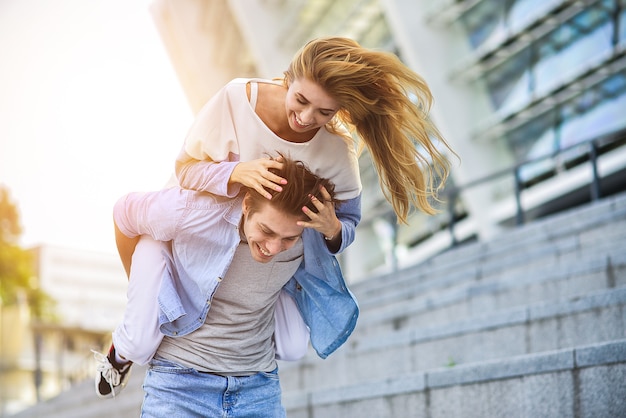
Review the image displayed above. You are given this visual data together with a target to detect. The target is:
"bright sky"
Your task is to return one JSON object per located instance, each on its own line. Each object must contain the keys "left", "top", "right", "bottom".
{"left": 0, "top": 0, "right": 193, "bottom": 255}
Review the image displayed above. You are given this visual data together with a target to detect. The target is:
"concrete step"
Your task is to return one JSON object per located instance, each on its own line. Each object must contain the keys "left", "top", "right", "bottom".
{"left": 279, "top": 286, "right": 626, "bottom": 392}
{"left": 16, "top": 339, "right": 626, "bottom": 418}
{"left": 12, "top": 194, "right": 626, "bottom": 418}
{"left": 426, "top": 190, "right": 626, "bottom": 274}
{"left": 355, "top": 249, "right": 626, "bottom": 337}
{"left": 351, "top": 191, "right": 626, "bottom": 302}
{"left": 10, "top": 365, "right": 146, "bottom": 418}
{"left": 355, "top": 232, "right": 626, "bottom": 322}
{"left": 283, "top": 339, "right": 626, "bottom": 418}
{"left": 353, "top": 216, "right": 626, "bottom": 311}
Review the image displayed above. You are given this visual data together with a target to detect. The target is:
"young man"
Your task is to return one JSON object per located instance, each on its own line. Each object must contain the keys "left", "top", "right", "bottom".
{"left": 93, "top": 154, "right": 358, "bottom": 416}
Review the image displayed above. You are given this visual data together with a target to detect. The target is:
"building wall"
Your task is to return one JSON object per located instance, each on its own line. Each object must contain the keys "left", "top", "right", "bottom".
{"left": 150, "top": 0, "right": 257, "bottom": 114}
{"left": 0, "top": 245, "right": 127, "bottom": 417}
{"left": 0, "top": 301, "right": 30, "bottom": 416}
{"left": 149, "top": 0, "right": 626, "bottom": 281}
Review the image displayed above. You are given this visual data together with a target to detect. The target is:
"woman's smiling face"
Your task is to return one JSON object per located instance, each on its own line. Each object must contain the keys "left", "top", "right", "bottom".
{"left": 285, "top": 77, "right": 339, "bottom": 133}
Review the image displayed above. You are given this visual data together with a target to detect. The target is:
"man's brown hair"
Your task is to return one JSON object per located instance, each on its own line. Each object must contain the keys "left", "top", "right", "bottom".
{"left": 245, "top": 152, "right": 339, "bottom": 220}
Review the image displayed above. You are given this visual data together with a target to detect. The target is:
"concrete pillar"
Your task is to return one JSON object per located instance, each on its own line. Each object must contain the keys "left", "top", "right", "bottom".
{"left": 150, "top": 0, "right": 256, "bottom": 113}
{"left": 227, "top": 0, "right": 296, "bottom": 77}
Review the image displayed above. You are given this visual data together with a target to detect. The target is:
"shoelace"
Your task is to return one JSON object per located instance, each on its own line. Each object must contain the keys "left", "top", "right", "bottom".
{"left": 91, "top": 349, "right": 121, "bottom": 394}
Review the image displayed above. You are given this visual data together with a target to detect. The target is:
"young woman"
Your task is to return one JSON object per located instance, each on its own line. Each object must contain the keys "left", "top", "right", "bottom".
{"left": 178, "top": 36, "right": 453, "bottom": 230}
{"left": 95, "top": 36, "right": 455, "bottom": 400}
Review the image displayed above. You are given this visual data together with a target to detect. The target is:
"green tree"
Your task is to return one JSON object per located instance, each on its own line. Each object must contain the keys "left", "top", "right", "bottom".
{"left": 0, "top": 185, "right": 51, "bottom": 319}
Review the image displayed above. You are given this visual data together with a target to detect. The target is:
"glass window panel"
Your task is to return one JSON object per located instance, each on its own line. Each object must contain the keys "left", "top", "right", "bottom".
{"left": 534, "top": 22, "right": 613, "bottom": 96}
{"left": 509, "top": 0, "right": 563, "bottom": 33}
{"left": 572, "top": 1, "right": 612, "bottom": 30}
{"left": 496, "top": 71, "right": 532, "bottom": 115}
{"left": 459, "top": 0, "right": 506, "bottom": 50}
{"left": 507, "top": 110, "right": 558, "bottom": 159}
{"left": 561, "top": 89, "right": 626, "bottom": 148}
{"left": 485, "top": 49, "right": 532, "bottom": 111}
{"left": 518, "top": 129, "right": 559, "bottom": 182}
{"left": 524, "top": 127, "right": 559, "bottom": 158}
{"left": 510, "top": 73, "right": 626, "bottom": 182}
{"left": 603, "top": 71, "right": 626, "bottom": 93}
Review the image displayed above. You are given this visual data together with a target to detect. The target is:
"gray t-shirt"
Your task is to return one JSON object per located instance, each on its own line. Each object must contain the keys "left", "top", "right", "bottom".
{"left": 156, "top": 239, "right": 304, "bottom": 375}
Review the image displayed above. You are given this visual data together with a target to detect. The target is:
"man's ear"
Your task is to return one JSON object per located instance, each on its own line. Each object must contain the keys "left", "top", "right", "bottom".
{"left": 242, "top": 192, "right": 251, "bottom": 216}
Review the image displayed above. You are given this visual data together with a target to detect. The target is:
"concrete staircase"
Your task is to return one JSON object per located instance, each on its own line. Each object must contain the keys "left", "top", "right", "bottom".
{"left": 11, "top": 192, "right": 626, "bottom": 417}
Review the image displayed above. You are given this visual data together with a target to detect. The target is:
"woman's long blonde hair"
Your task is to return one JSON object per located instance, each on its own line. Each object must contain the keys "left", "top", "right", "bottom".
{"left": 284, "top": 37, "right": 456, "bottom": 223}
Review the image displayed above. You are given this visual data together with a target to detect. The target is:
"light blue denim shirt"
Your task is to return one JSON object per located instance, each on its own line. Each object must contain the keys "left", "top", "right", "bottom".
{"left": 114, "top": 187, "right": 361, "bottom": 359}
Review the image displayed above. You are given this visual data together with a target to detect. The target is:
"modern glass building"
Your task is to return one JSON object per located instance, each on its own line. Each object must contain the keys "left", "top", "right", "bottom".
{"left": 151, "top": 0, "right": 626, "bottom": 280}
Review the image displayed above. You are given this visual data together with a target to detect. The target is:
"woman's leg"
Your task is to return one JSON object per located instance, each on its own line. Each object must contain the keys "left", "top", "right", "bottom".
{"left": 112, "top": 235, "right": 165, "bottom": 365}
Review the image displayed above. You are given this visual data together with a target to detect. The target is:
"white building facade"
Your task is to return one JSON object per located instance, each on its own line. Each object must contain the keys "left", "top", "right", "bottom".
{"left": 150, "top": 0, "right": 626, "bottom": 281}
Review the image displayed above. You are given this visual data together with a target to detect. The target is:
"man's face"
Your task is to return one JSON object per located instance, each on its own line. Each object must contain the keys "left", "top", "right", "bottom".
{"left": 241, "top": 197, "right": 304, "bottom": 263}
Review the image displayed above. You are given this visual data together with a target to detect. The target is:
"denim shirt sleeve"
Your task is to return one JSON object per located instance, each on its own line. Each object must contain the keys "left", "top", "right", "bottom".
{"left": 285, "top": 227, "right": 360, "bottom": 359}
{"left": 278, "top": 193, "right": 361, "bottom": 359}
{"left": 157, "top": 195, "right": 243, "bottom": 337}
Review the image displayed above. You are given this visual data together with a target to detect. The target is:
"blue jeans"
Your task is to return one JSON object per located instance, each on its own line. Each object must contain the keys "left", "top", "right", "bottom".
{"left": 141, "top": 357, "right": 286, "bottom": 417}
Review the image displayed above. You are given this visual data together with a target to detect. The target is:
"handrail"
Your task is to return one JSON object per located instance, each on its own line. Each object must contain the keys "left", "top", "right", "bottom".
{"left": 442, "top": 136, "right": 612, "bottom": 246}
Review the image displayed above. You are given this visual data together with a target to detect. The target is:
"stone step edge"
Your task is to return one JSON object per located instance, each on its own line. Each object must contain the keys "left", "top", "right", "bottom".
{"left": 352, "top": 191, "right": 626, "bottom": 294}
{"left": 357, "top": 251, "right": 625, "bottom": 328}
{"left": 10, "top": 365, "right": 148, "bottom": 416}
{"left": 282, "top": 339, "right": 626, "bottom": 409}
{"left": 357, "top": 245, "right": 625, "bottom": 310}
{"left": 349, "top": 285, "right": 626, "bottom": 354}
{"left": 429, "top": 191, "right": 626, "bottom": 267}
